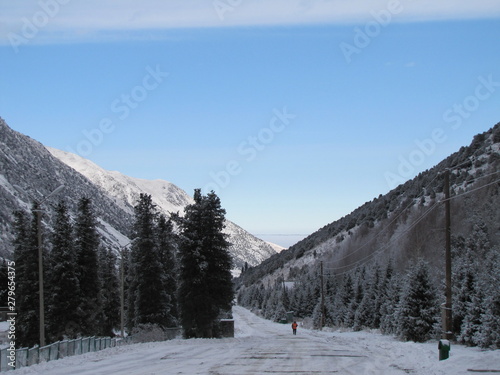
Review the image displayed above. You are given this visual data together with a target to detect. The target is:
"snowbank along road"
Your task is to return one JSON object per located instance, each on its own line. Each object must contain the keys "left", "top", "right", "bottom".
{"left": 13, "top": 306, "right": 500, "bottom": 375}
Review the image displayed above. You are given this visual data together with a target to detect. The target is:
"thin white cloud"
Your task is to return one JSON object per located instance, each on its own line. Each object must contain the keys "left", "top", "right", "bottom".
{"left": 1, "top": 0, "right": 499, "bottom": 45}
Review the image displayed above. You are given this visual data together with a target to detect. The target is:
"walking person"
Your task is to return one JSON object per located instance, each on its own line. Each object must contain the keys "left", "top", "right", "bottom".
{"left": 292, "top": 321, "right": 298, "bottom": 335}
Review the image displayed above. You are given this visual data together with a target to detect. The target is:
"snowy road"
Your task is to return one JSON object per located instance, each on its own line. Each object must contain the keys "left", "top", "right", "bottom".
{"left": 14, "top": 306, "right": 500, "bottom": 375}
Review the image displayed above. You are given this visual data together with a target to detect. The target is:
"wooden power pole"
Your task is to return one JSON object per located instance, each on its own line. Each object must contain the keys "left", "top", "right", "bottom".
{"left": 320, "top": 261, "right": 325, "bottom": 329}
{"left": 444, "top": 169, "right": 453, "bottom": 340}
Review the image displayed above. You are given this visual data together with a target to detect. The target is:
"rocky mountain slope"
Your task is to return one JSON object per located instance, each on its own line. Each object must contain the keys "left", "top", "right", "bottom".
{"left": 240, "top": 123, "right": 500, "bottom": 286}
{"left": 0, "top": 118, "right": 276, "bottom": 270}
{"left": 0, "top": 119, "right": 133, "bottom": 254}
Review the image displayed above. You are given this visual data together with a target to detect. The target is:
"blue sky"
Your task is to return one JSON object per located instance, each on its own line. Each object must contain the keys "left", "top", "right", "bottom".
{"left": 1, "top": 1, "right": 500, "bottom": 247}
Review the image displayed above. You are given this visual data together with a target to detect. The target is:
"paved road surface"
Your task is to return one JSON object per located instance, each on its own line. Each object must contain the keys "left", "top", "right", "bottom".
{"left": 15, "top": 306, "right": 487, "bottom": 375}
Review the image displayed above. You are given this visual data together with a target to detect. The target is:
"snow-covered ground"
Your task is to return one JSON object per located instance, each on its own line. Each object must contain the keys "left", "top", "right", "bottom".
{"left": 11, "top": 306, "right": 500, "bottom": 374}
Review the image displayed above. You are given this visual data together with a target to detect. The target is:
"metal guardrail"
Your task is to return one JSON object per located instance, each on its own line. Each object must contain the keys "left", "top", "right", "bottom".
{"left": 0, "top": 336, "right": 123, "bottom": 372}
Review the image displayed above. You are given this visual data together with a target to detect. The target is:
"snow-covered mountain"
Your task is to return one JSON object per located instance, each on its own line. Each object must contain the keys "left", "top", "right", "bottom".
{"left": 45, "top": 148, "right": 277, "bottom": 270}
{"left": 0, "top": 119, "right": 134, "bottom": 255}
{"left": 46, "top": 147, "right": 192, "bottom": 216}
{"left": 0, "top": 118, "right": 276, "bottom": 270}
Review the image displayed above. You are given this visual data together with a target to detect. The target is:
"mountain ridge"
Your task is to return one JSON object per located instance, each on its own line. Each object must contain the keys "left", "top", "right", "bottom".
{"left": 0, "top": 118, "right": 133, "bottom": 254}
{"left": 239, "top": 122, "right": 500, "bottom": 286}
{"left": 0, "top": 118, "right": 276, "bottom": 270}
{"left": 46, "top": 146, "right": 277, "bottom": 269}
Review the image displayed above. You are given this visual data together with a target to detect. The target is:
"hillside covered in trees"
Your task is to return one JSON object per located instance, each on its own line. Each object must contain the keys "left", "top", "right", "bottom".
{"left": 237, "top": 122, "right": 500, "bottom": 348}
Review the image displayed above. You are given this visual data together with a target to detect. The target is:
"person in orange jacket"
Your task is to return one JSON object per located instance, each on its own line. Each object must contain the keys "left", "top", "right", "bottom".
{"left": 292, "top": 321, "right": 298, "bottom": 335}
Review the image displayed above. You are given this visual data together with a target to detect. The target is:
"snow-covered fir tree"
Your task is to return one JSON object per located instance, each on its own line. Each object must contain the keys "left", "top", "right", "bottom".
{"left": 345, "top": 267, "right": 365, "bottom": 327}
{"left": 379, "top": 263, "right": 402, "bottom": 335}
{"left": 331, "top": 272, "right": 354, "bottom": 327}
{"left": 354, "top": 264, "right": 381, "bottom": 330}
{"left": 396, "top": 259, "right": 439, "bottom": 342}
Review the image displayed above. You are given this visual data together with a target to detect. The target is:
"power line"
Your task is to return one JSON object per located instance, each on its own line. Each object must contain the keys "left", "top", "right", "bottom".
{"left": 444, "top": 178, "right": 500, "bottom": 202}
{"left": 325, "top": 172, "right": 442, "bottom": 266}
{"left": 322, "top": 173, "right": 499, "bottom": 277}
{"left": 324, "top": 201, "right": 440, "bottom": 275}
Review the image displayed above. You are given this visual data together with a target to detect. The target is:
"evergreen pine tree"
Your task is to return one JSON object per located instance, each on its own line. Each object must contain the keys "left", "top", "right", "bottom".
{"left": 96, "top": 247, "right": 120, "bottom": 337}
{"left": 397, "top": 259, "right": 439, "bottom": 342}
{"left": 313, "top": 296, "right": 334, "bottom": 329}
{"left": 130, "top": 194, "right": 172, "bottom": 329}
{"left": 452, "top": 236, "right": 477, "bottom": 335}
{"left": 459, "top": 247, "right": 500, "bottom": 348}
{"left": 263, "top": 286, "right": 281, "bottom": 321}
{"left": 156, "top": 214, "right": 178, "bottom": 327}
{"left": 476, "top": 249, "right": 500, "bottom": 349}
{"left": 478, "top": 291, "right": 500, "bottom": 349}
{"left": 75, "top": 197, "right": 101, "bottom": 336}
{"left": 13, "top": 208, "right": 41, "bottom": 347}
{"left": 371, "top": 264, "right": 383, "bottom": 328}
{"left": 273, "top": 300, "right": 287, "bottom": 323}
{"left": 125, "top": 246, "right": 137, "bottom": 333}
{"left": 299, "top": 272, "right": 320, "bottom": 318}
{"left": 346, "top": 267, "right": 365, "bottom": 327}
{"left": 287, "top": 285, "right": 298, "bottom": 316}
{"left": 454, "top": 221, "right": 499, "bottom": 347}
{"left": 117, "top": 245, "right": 130, "bottom": 336}
{"left": 332, "top": 273, "right": 354, "bottom": 327}
{"left": 354, "top": 265, "right": 380, "bottom": 330}
{"left": 379, "top": 260, "right": 401, "bottom": 334}
{"left": 46, "top": 201, "right": 80, "bottom": 341}
{"left": 282, "top": 282, "right": 290, "bottom": 312}
{"left": 177, "top": 189, "right": 233, "bottom": 338}
{"left": 459, "top": 278, "right": 486, "bottom": 346}
{"left": 261, "top": 288, "right": 274, "bottom": 320}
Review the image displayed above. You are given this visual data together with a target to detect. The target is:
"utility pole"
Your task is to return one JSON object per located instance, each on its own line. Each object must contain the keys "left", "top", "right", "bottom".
{"left": 35, "top": 203, "right": 45, "bottom": 347}
{"left": 443, "top": 169, "right": 453, "bottom": 340}
{"left": 119, "top": 243, "right": 131, "bottom": 339}
{"left": 120, "top": 249, "right": 125, "bottom": 338}
{"left": 320, "top": 261, "right": 325, "bottom": 329}
{"left": 14, "top": 184, "right": 65, "bottom": 347}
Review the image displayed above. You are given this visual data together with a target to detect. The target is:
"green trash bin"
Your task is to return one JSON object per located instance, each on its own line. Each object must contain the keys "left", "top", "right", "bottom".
{"left": 438, "top": 339, "right": 450, "bottom": 360}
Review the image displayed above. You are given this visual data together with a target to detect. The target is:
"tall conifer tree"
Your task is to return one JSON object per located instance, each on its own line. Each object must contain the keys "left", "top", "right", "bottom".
{"left": 177, "top": 189, "right": 233, "bottom": 338}
{"left": 75, "top": 197, "right": 101, "bottom": 336}
{"left": 46, "top": 201, "right": 80, "bottom": 341}
{"left": 13, "top": 208, "right": 41, "bottom": 347}
{"left": 397, "top": 259, "right": 439, "bottom": 342}
{"left": 129, "top": 194, "right": 172, "bottom": 329}
{"left": 96, "top": 247, "right": 120, "bottom": 336}
{"left": 156, "top": 214, "right": 179, "bottom": 326}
